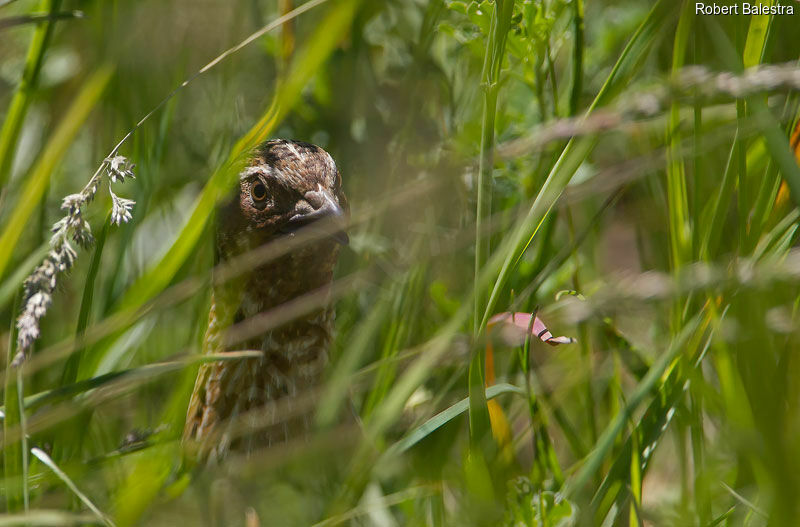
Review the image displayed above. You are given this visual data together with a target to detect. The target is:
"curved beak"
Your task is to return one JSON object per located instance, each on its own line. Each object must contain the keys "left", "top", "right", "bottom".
{"left": 285, "top": 190, "right": 349, "bottom": 245}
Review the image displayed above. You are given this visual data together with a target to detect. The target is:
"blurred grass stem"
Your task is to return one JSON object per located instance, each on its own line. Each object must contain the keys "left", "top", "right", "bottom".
{"left": 0, "top": 0, "right": 62, "bottom": 191}
{"left": 470, "top": 0, "right": 514, "bottom": 465}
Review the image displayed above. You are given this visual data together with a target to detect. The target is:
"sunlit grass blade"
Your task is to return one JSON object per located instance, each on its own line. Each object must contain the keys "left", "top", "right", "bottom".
{"left": 699, "top": 137, "right": 738, "bottom": 259}
{"left": 31, "top": 448, "right": 116, "bottom": 527}
{"left": 471, "top": 0, "right": 514, "bottom": 467}
{"left": 742, "top": 7, "right": 772, "bottom": 69}
{"left": 385, "top": 383, "right": 524, "bottom": 457}
{"left": 666, "top": 0, "right": 692, "bottom": 273}
{"left": 0, "top": 0, "right": 63, "bottom": 190}
{"left": 3, "top": 295, "right": 24, "bottom": 512}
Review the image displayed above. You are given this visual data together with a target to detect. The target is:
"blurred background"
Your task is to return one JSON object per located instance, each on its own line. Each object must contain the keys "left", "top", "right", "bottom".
{"left": 2, "top": 0, "right": 800, "bottom": 525}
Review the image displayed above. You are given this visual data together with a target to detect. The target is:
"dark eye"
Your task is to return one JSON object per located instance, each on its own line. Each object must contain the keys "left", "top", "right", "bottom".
{"left": 251, "top": 182, "right": 267, "bottom": 202}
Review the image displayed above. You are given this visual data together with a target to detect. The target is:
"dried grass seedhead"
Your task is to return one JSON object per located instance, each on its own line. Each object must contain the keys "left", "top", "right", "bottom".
{"left": 13, "top": 156, "right": 137, "bottom": 366}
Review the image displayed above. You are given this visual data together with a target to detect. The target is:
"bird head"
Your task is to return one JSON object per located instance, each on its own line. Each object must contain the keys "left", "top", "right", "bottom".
{"left": 218, "top": 139, "right": 349, "bottom": 258}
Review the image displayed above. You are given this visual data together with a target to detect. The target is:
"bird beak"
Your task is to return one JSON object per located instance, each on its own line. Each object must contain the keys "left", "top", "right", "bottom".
{"left": 285, "top": 190, "right": 349, "bottom": 245}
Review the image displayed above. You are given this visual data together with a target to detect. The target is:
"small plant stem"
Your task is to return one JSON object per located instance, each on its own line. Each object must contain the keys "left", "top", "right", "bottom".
{"left": 534, "top": 58, "right": 548, "bottom": 122}
{"left": 690, "top": 388, "right": 710, "bottom": 525}
{"left": 629, "top": 425, "right": 642, "bottom": 527}
{"left": 3, "top": 294, "right": 24, "bottom": 512}
{"left": 569, "top": 0, "right": 584, "bottom": 116}
{"left": 0, "top": 0, "right": 63, "bottom": 191}
{"left": 692, "top": 31, "right": 702, "bottom": 259}
{"left": 520, "top": 314, "right": 538, "bottom": 467}
{"left": 62, "top": 218, "right": 110, "bottom": 386}
{"left": 278, "top": 0, "right": 295, "bottom": 73}
{"left": 470, "top": 0, "right": 514, "bottom": 454}
{"left": 566, "top": 206, "right": 597, "bottom": 451}
{"left": 736, "top": 97, "right": 747, "bottom": 250}
{"left": 667, "top": 0, "right": 692, "bottom": 272}
{"left": 667, "top": 0, "right": 692, "bottom": 334}
{"left": 546, "top": 46, "right": 559, "bottom": 117}
{"left": 52, "top": 218, "right": 110, "bottom": 464}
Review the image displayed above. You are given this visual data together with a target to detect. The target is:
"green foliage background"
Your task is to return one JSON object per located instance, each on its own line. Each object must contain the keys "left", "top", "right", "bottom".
{"left": 1, "top": 0, "right": 800, "bottom": 525}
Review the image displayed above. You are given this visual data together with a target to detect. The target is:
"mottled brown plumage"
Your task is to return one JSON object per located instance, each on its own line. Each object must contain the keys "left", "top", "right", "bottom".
{"left": 183, "top": 140, "right": 347, "bottom": 462}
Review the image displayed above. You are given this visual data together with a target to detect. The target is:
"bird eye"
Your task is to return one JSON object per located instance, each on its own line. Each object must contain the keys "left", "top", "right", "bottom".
{"left": 251, "top": 182, "right": 267, "bottom": 202}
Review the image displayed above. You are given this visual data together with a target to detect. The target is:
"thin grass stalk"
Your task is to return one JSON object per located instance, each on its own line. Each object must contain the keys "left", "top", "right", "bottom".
{"left": 700, "top": 138, "right": 738, "bottom": 259}
{"left": 359, "top": 265, "right": 424, "bottom": 421}
{"left": 690, "top": 387, "right": 710, "bottom": 525}
{"left": 519, "top": 313, "right": 538, "bottom": 475}
{"left": 31, "top": 448, "right": 116, "bottom": 527}
{"left": 0, "top": 0, "right": 63, "bottom": 191}
{"left": 61, "top": 218, "right": 109, "bottom": 387}
{"left": 533, "top": 53, "right": 548, "bottom": 122}
{"left": 666, "top": 0, "right": 692, "bottom": 274}
{"left": 736, "top": 97, "right": 747, "bottom": 249}
{"left": 665, "top": 7, "right": 695, "bottom": 517}
{"left": 317, "top": 289, "right": 391, "bottom": 427}
{"left": 545, "top": 49, "right": 559, "bottom": 117}
{"left": 569, "top": 0, "right": 584, "bottom": 116}
{"left": 741, "top": 11, "right": 777, "bottom": 253}
{"left": 691, "top": 29, "right": 702, "bottom": 258}
{"left": 528, "top": 370, "right": 564, "bottom": 487}
{"left": 473, "top": 0, "right": 514, "bottom": 334}
{"left": 517, "top": 312, "right": 564, "bottom": 486}
{"left": 565, "top": 207, "right": 596, "bottom": 456}
{"left": 629, "top": 425, "right": 642, "bottom": 527}
{"left": 51, "top": 218, "right": 109, "bottom": 465}
{"left": 278, "top": 0, "right": 295, "bottom": 72}
{"left": 735, "top": 16, "right": 750, "bottom": 249}
{"left": 470, "top": 0, "right": 514, "bottom": 460}
{"left": 3, "top": 294, "right": 23, "bottom": 511}
{"left": 751, "top": 90, "right": 799, "bottom": 239}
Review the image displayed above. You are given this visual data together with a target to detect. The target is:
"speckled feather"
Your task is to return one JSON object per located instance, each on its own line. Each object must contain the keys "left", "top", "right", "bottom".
{"left": 183, "top": 140, "right": 346, "bottom": 462}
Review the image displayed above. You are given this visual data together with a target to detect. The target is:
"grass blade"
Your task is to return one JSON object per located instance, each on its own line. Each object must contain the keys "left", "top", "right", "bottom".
{"left": 0, "top": 66, "right": 113, "bottom": 280}
{"left": 386, "top": 383, "right": 525, "bottom": 457}
{"left": 0, "top": 0, "right": 63, "bottom": 190}
{"left": 31, "top": 448, "right": 116, "bottom": 527}
{"left": 3, "top": 294, "right": 23, "bottom": 511}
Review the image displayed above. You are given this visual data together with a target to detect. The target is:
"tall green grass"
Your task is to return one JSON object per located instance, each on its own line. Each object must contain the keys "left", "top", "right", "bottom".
{"left": 1, "top": 0, "right": 800, "bottom": 525}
